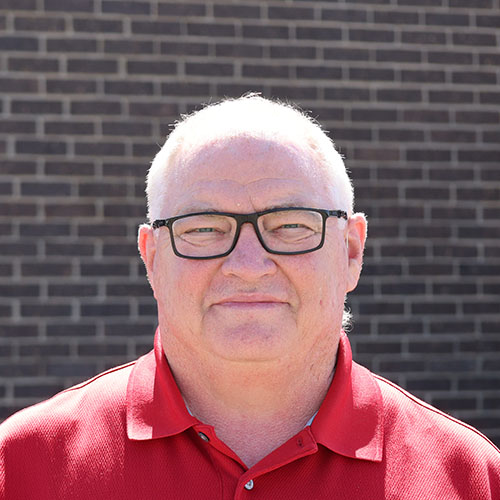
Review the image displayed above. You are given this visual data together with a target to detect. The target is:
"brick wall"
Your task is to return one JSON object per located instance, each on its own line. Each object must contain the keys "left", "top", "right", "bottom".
{"left": 1, "top": 1, "right": 499, "bottom": 446}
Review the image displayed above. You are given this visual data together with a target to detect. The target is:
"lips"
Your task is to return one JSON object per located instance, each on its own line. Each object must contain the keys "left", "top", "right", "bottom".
{"left": 214, "top": 294, "right": 288, "bottom": 308}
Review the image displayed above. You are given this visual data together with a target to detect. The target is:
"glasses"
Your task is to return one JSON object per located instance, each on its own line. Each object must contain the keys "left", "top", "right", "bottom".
{"left": 152, "top": 207, "right": 348, "bottom": 260}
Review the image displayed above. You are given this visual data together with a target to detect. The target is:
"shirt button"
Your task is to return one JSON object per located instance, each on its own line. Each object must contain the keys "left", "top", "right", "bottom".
{"left": 244, "top": 479, "right": 254, "bottom": 490}
{"left": 198, "top": 432, "right": 210, "bottom": 442}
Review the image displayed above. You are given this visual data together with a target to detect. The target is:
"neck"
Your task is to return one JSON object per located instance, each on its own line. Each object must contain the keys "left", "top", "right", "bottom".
{"left": 164, "top": 337, "right": 337, "bottom": 467}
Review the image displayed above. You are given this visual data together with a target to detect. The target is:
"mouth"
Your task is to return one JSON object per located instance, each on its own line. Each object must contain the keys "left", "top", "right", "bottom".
{"left": 216, "top": 301, "right": 286, "bottom": 309}
{"left": 214, "top": 294, "right": 288, "bottom": 309}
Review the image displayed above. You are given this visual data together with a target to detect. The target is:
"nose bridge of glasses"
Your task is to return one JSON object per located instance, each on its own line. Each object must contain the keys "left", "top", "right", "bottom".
{"left": 232, "top": 213, "right": 266, "bottom": 250}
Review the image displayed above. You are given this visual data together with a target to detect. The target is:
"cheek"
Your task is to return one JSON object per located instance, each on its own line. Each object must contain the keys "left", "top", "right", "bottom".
{"left": 293, "top": 248, "right": 347, "bottom": 309}
{"left": 154, "top": 255, "right": 216, "bottom": 312}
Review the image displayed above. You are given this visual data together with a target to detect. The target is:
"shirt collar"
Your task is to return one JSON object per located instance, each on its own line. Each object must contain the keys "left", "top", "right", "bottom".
{"left": 126, "top": 329, "right": 198, "bottom": 440}
{"left": 127, "top": 329, "right": 384, "bottom": 462}
{"left": 311, "top": 331, "right": 384, "bottom": 462}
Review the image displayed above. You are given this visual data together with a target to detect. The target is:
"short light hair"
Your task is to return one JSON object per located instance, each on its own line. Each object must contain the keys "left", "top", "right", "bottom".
{"left": 146, "top": 94, "right": 354, "bottom": 222}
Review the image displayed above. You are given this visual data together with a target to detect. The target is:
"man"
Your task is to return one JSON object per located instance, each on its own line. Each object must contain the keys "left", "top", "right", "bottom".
{"left": 0, "top": 95, "right": 498, "bottom": 499}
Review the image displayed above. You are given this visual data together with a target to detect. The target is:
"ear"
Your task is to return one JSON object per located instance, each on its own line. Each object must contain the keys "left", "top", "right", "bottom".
{"left": 345, "top": 213, "right": 367, "bottom": 293}
{"left": 138, "top": 223, "right": 157, "bottom": 289}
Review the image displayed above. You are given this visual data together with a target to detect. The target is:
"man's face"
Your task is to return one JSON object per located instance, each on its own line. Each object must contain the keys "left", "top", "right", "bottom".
{"left": 140, "top": 136, "right": 366, "bottom": 369}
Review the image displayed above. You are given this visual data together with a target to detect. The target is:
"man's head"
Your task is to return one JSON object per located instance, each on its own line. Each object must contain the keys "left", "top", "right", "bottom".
{"left": 139, "top": 95, "right": 367, "bottom": 373}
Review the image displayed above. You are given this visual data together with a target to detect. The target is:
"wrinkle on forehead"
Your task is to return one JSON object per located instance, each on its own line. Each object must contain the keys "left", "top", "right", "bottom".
{"left": 173, "top": 135, "right": 322, "bottom": 182}
{"left": 171, "top": 177, "right": 318, "bottom": 216}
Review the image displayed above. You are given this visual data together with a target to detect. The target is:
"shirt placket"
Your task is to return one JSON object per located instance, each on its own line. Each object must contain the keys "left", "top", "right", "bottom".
{"left": 194, "top": 425, "right": 318, "bottom": 499}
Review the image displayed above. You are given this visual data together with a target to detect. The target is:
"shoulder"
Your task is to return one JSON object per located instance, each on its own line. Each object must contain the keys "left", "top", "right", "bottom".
{"left": 372, "top": 371, "right": 500, "bottom": 461}
{"left": 0, "top": 359, "right": 137, "bottom": 444}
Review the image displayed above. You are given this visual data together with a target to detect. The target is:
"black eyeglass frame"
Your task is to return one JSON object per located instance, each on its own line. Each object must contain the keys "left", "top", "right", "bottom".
{"left": 151, "top": 207, "right": 348, "bottom": 260}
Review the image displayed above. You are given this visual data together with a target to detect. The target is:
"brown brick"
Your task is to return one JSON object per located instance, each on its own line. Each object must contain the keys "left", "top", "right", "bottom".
{"left": 160, "top": 41, "right": 209, "bottom": 56}
{"left": 321, "top": 8, "right": 367, "bottom": 23}
{"left": 102, "top": 121, "right": 152, "bottom": 137}
{"left": 129, "top": 101, "right": 178, "bottom": 117}
{"left": 324, "top": 47, "right": 369, "bottom": 61}
{"left": 78, "top": 182, "right": 127, "bottom": 197}
{"left": 73, "top": 18, "right": 123, "bottom": 33}
{"left": 402, "top": 70, "right": 445, "bottom": 83}
{"left": 127, "top": 60, "right": 177, "bottom": 75}
{"left": 296, "top": 66, "right": 341, "bottom": 80}
{"left": 186, "top": 62, "right": 233, "bottom": 77}
{"left": 406, "top": 149, "right": 451, "bottom": 162}
{"left": 70, "top": 100, "right": 121, "bottom": 115}
{"left": 21, "top": 262, "right": 72, "bottom": 277}
{"left": 426, "top": 13, "right": 470, "bottom": 26}
{"left": 401, "top": 31, "right": 446, "bottom": 45}
{"left": 45, "top": 121, "right": 95, "bottom": 135}
{"left": 47, "top": 38, "right": 97, "bottom": 52}
{"left": 21, "top": 182, "right": 71, "bottom": 196}
{"left": 0, "top": 119, "right": 36, "bottom": 134}
{"left": 352, "top": 108, "right": 397, "bottom": 122}
{"left": 0, "top": 77, "right": 38, "bottom": 93}
{"left": 429, "top": 90, "right": 474, "bottom": 103}
{"left": 213, "top": 5, "right": 260, "bottom": 18}
{"left": 162, "top": 82, "right": 210, "bottom": 97}
{"left": 296, "top": 26, "right": 341, "bottom": 41}
{"left": 403, "top": 109, "right": 449, "bottom": 123}
{"left": 268, "top": 6, "right": 314, "bottom": 20}
{"left": 77, "top": 223, "right": 127, "bottom": 237}
{"left": 131, "top": 20, "right": 180, "bottom": 35}
{"left": 243, "top": 64, "right": 289, "bottom": 79}
{"left": 45, "top": 0, "right": 93, "bottom": 12}
{"left": 45, "top": 160, "right": 94, "bottom": 176}
{"left": 453, "top": 71, "right": 496, "bottom": 85}
{"left": 476, "top": 15, "right": 500, "bottom": 28}
{"left": 80, "top": 264, "right": 129, "bottom": 277}
{"left": 104, "top": 203, "right": 145, "bottom": 217}
{"left": 102, "top": 162, "right": 148, "bottom": 176}
{"left": 270, "top": 86, "right": 318, "bottom": 101}
{"left": 428, "top": 50, "right": 473, "bottom": 65}
{"left": 12, "top": 99, "right": 62, "bottom": 114}
{"left": 47, "top": 78, "right": 97, "bottom": 94}
{"left": 377, "top": 89, "right": 422, "bottom": 102}
{"left": 16, "top": 140, "right": 66, "bottom": 155}
{"left": 45, "top": 203, "right": 95, "bottom": 217}
{"left": 14, "top": 16, "right": 65, "bottom": 31}
{"left": 376, "top": 49, "right": 421, "bottom": 63}
{"left": 0, "top": 36, "right": 38, "bottom": 51}
{"left": 217, "top": 43, "right": 264, "bottom": 59}
{"left": 0, "top": 203, "right": 37, "bottom": 216}
{"left": 104, "top": 40, "right": 154, "bottom": 54}
{"left": 379, "top": 129, "right": 424, "bottom": 142}
{"left": 46, "top": 323, "right": 97, "bottom": 337}
{"left": 46, "top": 242, "right": 95, "bottom": 256}
{"left": 349, "top": 67, "right": 394, "bottom": 81}
{"left": 453, "top": 32, "right": 497, "bottom": 46}
{"left": 104, "top": 80, "right": 154, "bottom": 95}
{"left": 67, "top": 58, "right": 117, "bottom": 73}
{"left": 350, "top": 28, "right": 395, "bottom": 42}
{"left": 2, "top": 0, "right": 37, "bottom": 8}
{"left": 158, "top": 2, "right": 206, "bottom": 16}
{"left": 102, "top": 0, "right": 150, "bottom": 14}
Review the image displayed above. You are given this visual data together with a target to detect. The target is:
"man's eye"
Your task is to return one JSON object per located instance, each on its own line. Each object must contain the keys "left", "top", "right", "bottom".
{"left": 190, "top": 227, "right": 217, "bottom": 233}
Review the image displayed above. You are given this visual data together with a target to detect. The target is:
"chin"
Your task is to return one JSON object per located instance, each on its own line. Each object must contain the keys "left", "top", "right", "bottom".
{"left": 204, "top": 322, "right": 295, "bottom": 363}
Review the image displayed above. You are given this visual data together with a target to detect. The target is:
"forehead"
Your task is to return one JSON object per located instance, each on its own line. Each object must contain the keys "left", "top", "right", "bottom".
{"left": 164, "top": 136, "right": 337, "bottom": 214}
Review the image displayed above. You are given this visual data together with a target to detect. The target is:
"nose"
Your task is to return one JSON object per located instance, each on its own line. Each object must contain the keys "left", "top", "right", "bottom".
{"left": 221, "top": 223, "right": 277, "bottom": 280}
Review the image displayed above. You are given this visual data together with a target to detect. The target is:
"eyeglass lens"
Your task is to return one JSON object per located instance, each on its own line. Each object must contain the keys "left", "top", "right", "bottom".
{"left": 172, "top": 209, "right": 324, "bottom": 258}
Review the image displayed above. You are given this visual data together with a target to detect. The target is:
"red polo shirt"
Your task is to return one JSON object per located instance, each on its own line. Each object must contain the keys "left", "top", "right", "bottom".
{"left": 1, "top": 330, "right": 499, "bottom": 499}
